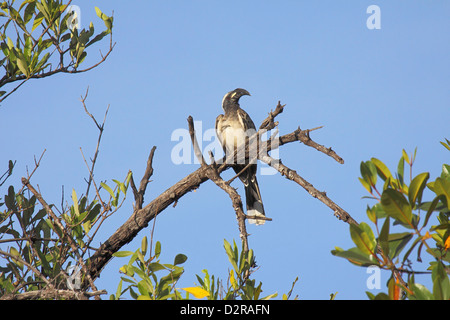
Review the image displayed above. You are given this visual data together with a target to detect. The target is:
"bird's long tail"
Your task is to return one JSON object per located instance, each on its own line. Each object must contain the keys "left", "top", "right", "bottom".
{"left": 245, "top": 176, "right": 266, "bottom": 225}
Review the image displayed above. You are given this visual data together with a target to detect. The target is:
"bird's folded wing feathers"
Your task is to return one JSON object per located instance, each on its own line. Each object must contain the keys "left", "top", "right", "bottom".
{"left": 236, "top": 108, "right": 256, "bottom": 131}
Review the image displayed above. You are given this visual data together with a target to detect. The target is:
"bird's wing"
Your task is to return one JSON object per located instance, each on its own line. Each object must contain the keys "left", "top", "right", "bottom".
{"left": 215, "top": 114, "right": 225, "bottom": 146}
{"left": 233, "top": 108, "right": 258, "bottom": 185}
{"left": 236, "top": 108, "right": 256, "bottom": 131}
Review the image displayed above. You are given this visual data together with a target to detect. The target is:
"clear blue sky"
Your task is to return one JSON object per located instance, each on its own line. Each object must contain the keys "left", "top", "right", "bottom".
{"left": 1, "top": 1, "right": 449, "bottom": 299}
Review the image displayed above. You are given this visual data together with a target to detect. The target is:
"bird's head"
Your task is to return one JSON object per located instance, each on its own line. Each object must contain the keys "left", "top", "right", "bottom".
{"left": 221, "top": 88, "right": 251, "bottom": 110}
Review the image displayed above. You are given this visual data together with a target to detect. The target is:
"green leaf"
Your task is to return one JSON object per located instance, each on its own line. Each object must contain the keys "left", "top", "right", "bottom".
{"left": 94, "top": 6, "right": 112, "bottom": 29}
{"left": 76, "top": 48, "right": 86, "bottom": 66}
{"left": 331, "top": 247, "right": 378, "bottom": 267}
{"left": 223, "top": 239, "right": 239, "bottom": 272}
{"left": 148, "top": 262, "right": 166, "bottom": 272}
{"left": 9, "top": 247, "right": 22, "bottom": 268}
{"left": 103, "top": 17, "right": 112, "bottom": 31}
{"left": 113, "top": 179, "right": 127, "bottom": 195}
{"left": 432, "top": 261, "right": 450, "bottom": 300}
{"left": 6, "top": 37, "right": 14, "bottom": 50}
{"left": 360, "top": 161, "right": 377, "bottom": 187}
{"left": 82, "top": 220, "right": 91, "bottom": 234}
{"left": 72, "top": 188, "right": 79, "bottom": 216}
{"left": 32, "top": 12, "right": 44, "bottom": 32}
{"left": 350, "top": 223, "right": 376, "bottom": 256}
{"left": 115, "top": 279, "right": 123, "bottom": 300}
{"left": 137, "top": 279, "right": 151, "bottom": 297}
{"left": 359, "top": 177, "right": 372, "bottom": 193}
{"left": 379, "top": 217, "right": 390, "bottom": 256}
{"left": 402, "top": 149, "right": 410, "bottom": 165}
{"left": 100, "top": 182, "right": 115, "bottom": 199}
{"left": 9, "top": 247, "right": 20, "bottom": 257}
{"left": 422, "top": 195, "right": 445, "bottom": 229}
{"left": 24, "top": 1, "right": 36, "bottom": 24}
{"left": 16, "top": 54, "right": 29, "bottom": 76}
{"left": 141, "top": 236, "right": 148, "bottom": 256}
{"left": 113, "top": 251, "right": 134, "bottom": 258}
{"left": 372, "top": 292, "right": 391, "bottom": 300}
{"left": 5, "top": 185, "right": 16, "bottom": 210}
{"left": 35, "top": 1, "right": 49, "bottom": 22}
{"left": 433, "top": 178, "right": 450, "bottom": 209}
{"left": 371, "top": 157, "right": 393, "bottom": 182}
{"left": 94, "top": 6, "right": 103, "bottom": 19}
{"left": 409, "top": 283, "right": 434, "bottom": 300}
{"left": 173, "top": 253, "right": 187, "bottom": 266}
{"left": 380, "top": 189, "right": 413, "bottom": 226}
{"left": 440, "top": 139, "right": 450, "bottom": 151}
{"left": 261, "top": 292, "right": 278, "bottom": 300}
{"left": 154, "top": 241, "right": 161, "bottom": 258}
{"left": 86, "top": 30, "right": 108, "bottom": 48}
{"left": 408, "top": 172, "right": 429, "bottom": 207}
{"left": 366, "top": 205, "right": 377, "bottom": 223}
{"left": 136, "top": 251, "right": 145, "bottom": 265}
{"left": 442, "top": 164, "right": 450, "bottom": 181}
{"left": 397, "top": 156, "right": 405, "bottom": 189}
{"left": 31, "top": 208, "right": 47, "bottom": 223}
{"left": 23, "top": 35, "right": 32, "bottom": 61}
{"left": 388, "top": 232, "right": 413, "bottom": 259}
{"left": 33, "top": 51, "right": 50, "bottom": 72}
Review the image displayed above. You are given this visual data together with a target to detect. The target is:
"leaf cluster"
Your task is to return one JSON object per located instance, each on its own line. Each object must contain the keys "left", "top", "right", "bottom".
{"left": 332, "top": 141, "right": 450, "bottom": 300}
{"left": 0, "top": 164, "right": 131, "bottom": 298}
{"left": 0, "top": 0, "right": 114, "bottom": 101}
{"left": 113, "top": 238, "right": 298, "bottom": 300}
{"left": 111, "top": 236, "right": 188, "bottom": 300}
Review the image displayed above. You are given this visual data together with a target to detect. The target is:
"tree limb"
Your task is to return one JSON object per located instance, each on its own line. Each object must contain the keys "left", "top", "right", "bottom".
{"left": 187, "top": 116, "right": 250, "bottom": 253}
{"left": 0, "top": 288, "right": 107, "bottom": 300}
{"left": 85, "top": 101, "right": 357, "bottom": 286}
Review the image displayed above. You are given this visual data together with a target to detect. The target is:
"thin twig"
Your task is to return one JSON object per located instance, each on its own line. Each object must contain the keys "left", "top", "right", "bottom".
{"left": 0, "top": 249, "right": 52, "bottom": 287}
{"left": 131, "top": 146, "right": 157, "bottom": 210}
{"left": 21, "top": 177, "right": 99, "bottom": 296}
{"left": 80, "top": 87, "right": 110, "bottom": 198}
{"left": 80, "top": 147, "right": 106, "bottom": 210}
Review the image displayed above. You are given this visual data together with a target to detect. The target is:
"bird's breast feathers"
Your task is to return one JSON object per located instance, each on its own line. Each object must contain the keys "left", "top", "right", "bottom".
{"left": 216, "top": 108, "right": 256, "bottom": 155}
{"left": 217, "top": 117, "right": 247, "bottom": 152}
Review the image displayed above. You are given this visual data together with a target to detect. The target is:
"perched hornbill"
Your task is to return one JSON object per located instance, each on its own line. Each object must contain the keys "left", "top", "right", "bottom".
{"left": 215, "top": 88, "right": 266, "bottom": 225}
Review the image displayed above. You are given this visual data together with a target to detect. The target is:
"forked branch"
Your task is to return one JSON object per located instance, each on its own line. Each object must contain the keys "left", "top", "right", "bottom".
{"left": 86, "top": 101, "right": 357, "bottom": 286}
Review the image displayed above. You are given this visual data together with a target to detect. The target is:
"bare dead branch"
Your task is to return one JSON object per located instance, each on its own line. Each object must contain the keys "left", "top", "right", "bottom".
{"left": 259, "top": 101, "right": 285, "bottom": 130}
{"left": 85, "top": 101, "right": 356, "bottom": 287}
{"left": 131, "top": 146, "right": 157, "bottom": 210}
{"left": 187, "top": 116, "right": 207, "bottom": 167}
{"left": 258, "top": 152, "right": 357, "bottom": 225}
{"left": 188, "top": 116, "right": 250, "bottom": 252}
{"left": 278, "top": 127, "right": 344, "bottom": 164}
{"left": 80, "top": 147, "right": 107, "bottom": 210}
{"left": 80, "top": 88, "right": 110, "bottom": 198}
{"left": 22, "top": 149, "right": 46, "bottom": 191}
{"left": 0, "top": 288, "right": 107, "bottom": 300}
